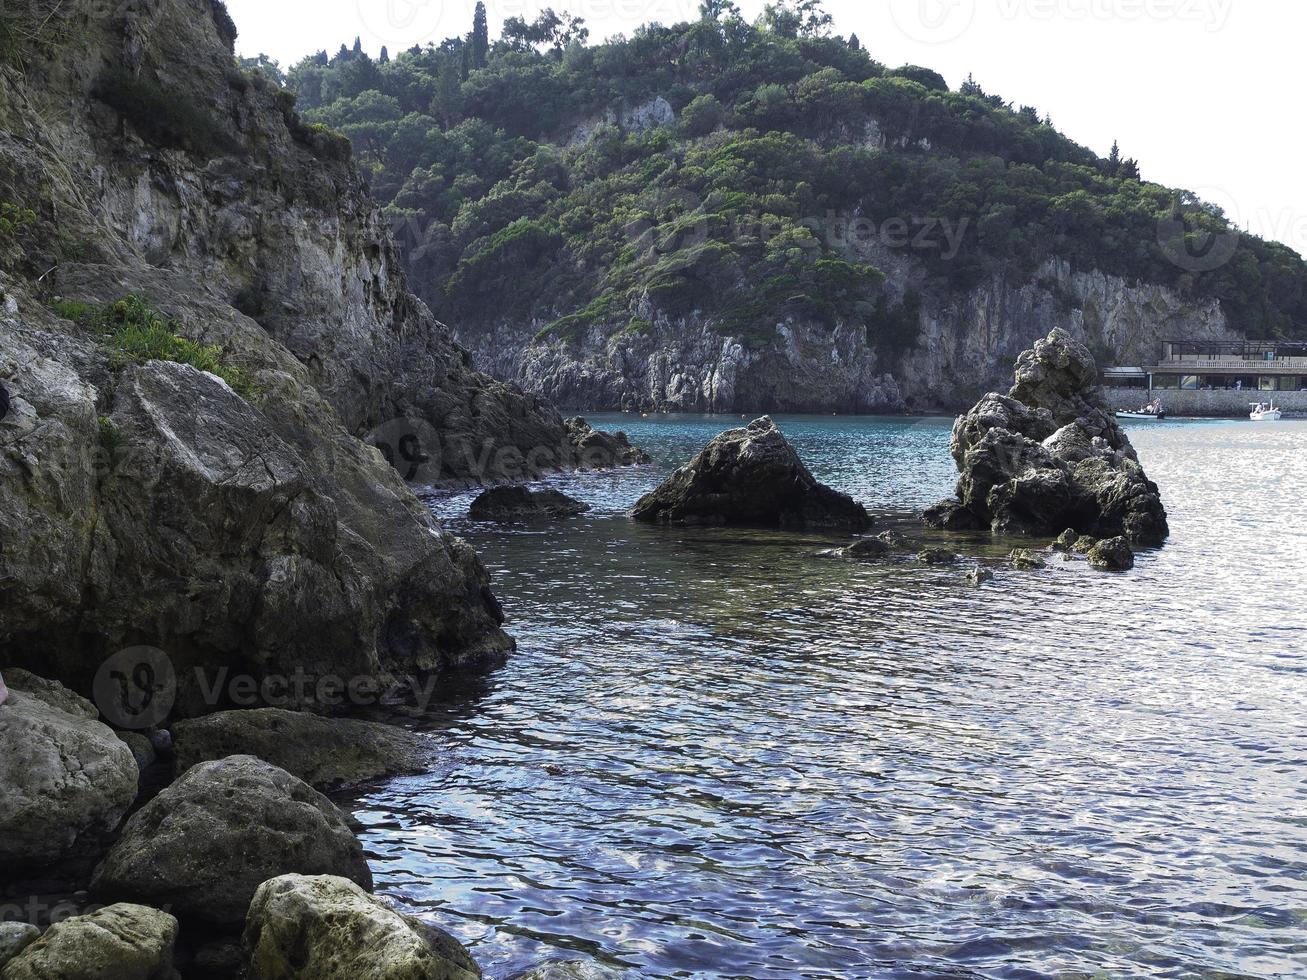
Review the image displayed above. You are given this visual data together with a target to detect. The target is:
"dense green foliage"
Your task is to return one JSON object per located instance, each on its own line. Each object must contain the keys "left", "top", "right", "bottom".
{"left": 93, "top": 68, "right": 235, "bottom": 158}
{"left": 281, "top": 1, "right": 1306, "bottom": 348}
{"left": 55, "top": 295, "right": 253, "bottom": 396}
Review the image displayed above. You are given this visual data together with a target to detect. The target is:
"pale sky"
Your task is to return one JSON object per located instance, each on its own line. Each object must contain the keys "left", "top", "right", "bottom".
{"left": 226, "top": 0, "right": 1306, "bottom": 257}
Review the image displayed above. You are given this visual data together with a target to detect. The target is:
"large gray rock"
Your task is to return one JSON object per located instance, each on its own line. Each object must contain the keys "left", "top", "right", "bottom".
{"left": 0, "top": 904, "right": 178, "bottom": 980}
{"left": 468, "top": 486, "right": 590, "bottom": 522}
{"left": 925, "top": 330, "right": 1168, "bottom": 547}
{"left": 91, "top": 756, "right": 371, "bottom": 926}
{"left": 0, "top": 692, "right": 138, "bottom": 870}
{"left": 631, "top": 417, "right": 868, "bottom": 529}
{"left": 244, "top": 874, "right": 480, "bottom": 980}
{"left": 172, "top": 708, "right": 436, "bottom": 788}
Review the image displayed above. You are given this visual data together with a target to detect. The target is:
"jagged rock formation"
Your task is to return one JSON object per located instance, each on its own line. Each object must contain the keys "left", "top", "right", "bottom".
{"left": 458, "top": 259, "right": 1235, "bottom": 415}
{"left": 632, "top": 416, "right": 869, "bottom": 529}
{"left": 925, "top": 329, "right": 1169, "bottom": 546}
{"left": 0, "top": 0, "right": 642, "bottom": 707}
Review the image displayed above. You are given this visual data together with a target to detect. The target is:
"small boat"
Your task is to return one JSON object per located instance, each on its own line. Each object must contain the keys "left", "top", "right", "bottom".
{"left": 1116, "top": 410, "right": 1167, "bottom": 421}
{"left": 1250, "top": 401, "right": 1283, "bottom": 421}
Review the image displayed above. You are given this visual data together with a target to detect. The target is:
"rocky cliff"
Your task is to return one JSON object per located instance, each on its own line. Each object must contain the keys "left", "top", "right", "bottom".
{"left": 460, "top": 255, "right": 1236, "bottom": 414}
{"left": 0, "top": 0, "right": 618, "bottom": 708}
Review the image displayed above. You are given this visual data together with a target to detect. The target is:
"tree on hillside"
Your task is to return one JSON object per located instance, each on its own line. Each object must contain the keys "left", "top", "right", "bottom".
{"left": 471, "top": 2, "right": 489, "bottom": 68}
{"left": 501, "top": 9, "right": 589, "bottom": 57}
{"left": 762, "top": 0, "right": 832, "bottom": 38}
{"left": 699, "top": 0, "right": 741, "bottom": 20}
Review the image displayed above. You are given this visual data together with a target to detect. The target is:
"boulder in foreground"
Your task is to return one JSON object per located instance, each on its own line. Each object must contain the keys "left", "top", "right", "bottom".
{"left": 468, "top": 486, "right": 590, "bottom": 522}
{"left": 244, "top": 874, "right": 480, "bottom": 980}
{"left": 925, "top": 329, "right": 1168, "bottom": 547}
{"left": 91, "top": 755, "right": 371, "bottom": 926}
{"left": 631, "top": 417, "right": 868, "bottom": 530}
{"left": 0, "top": 690, "right": 138, "bottom": 870}
{"left": 172, "top": 708, "right": 436, "bottom": 789}
{"left": 0, "top": 904, "right": 177, "bottom": 980}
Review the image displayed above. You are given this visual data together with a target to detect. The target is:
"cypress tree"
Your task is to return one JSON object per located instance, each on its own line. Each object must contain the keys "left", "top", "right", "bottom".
{"left": 471, "top": 2, "right": 489, "bottom": 68}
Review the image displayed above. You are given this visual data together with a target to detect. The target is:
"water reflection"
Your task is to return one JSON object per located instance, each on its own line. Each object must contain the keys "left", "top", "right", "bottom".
{"left": 350, "top": 415, "right": 1307, "bottom": 980}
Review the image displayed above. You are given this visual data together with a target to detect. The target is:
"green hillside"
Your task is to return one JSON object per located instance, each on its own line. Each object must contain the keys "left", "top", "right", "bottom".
{"left": 272, "top": 0, "right": 1306, "bottom": 353}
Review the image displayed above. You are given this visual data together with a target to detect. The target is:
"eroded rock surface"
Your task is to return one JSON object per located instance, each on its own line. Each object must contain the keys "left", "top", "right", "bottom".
{"left": 926, "top": 329, "right": 1168, "bottom": 546}
{"left": 0, "top": 904, "right": 177, "bottom": 980}
{"left": 92, "top": 756, "right": 371, "bottom": 926}
{"left": 244, "top": 874, "right": 480, "bottom": 980}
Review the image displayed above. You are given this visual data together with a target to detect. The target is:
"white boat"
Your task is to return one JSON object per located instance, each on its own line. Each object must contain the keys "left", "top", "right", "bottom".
{"left": 1116, "top": 410, "right": 1168, "bottom": 421}
{"left": 1250, "top": 401, "right": 1283, "bottom": 421}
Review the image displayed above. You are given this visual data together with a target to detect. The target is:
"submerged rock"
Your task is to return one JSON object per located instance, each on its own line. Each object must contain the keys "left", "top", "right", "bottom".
{"left": 925, "top": 329, "right": 1168, "bottom": 547}
{"left": 631, "top": 417, "right": 868, "bottom": 530}
{"left": 965, "top": 567, "right": 995, "bottom": 586}
{"left": 917, "top": 547, "right": 958, "bottom": 565}
{"left": 172, "top": 708, "right": 436, "bottom": 789}
{"left": 840, "top": 537, "right": 892, "bottom": 562}
{"left": 244, "top": 874, "right": 480, "bottom": 980}
{"left": 509, "top": 962, "right": 623, "bottom": 980}
{"left": 1087, "top": 536, "right": 1135, "bottom": 571}
{"left": 1009, "top": 549, "right": 1048, "bottom": 571}
{"left": 1052, "top": 529, "right": 1080, "bottom": 552}
{"left": 0, "top": 691, "right": 138, "bottom": 870}
{"left": 0, "top": 904, "right": 177, "bottom": 980}
{"left": 468, "top": 486, "right": 590, "bottom": 522}
{"left": 92, "top": 755, "right": 371, "bottom": 926}
{"left": 564, "top": 418, "right": 650, "bottom": 468}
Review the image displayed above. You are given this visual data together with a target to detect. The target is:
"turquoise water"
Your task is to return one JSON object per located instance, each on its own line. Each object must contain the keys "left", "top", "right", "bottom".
{"left": 350, "top": 415, "right": 1307, "bottom": 979}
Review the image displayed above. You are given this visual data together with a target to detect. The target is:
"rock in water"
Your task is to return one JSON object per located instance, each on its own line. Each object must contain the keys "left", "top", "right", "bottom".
{"left": 172, "top": 708, "right": 436, "bottom": 789}
{"left": 468, "top": 486, "right": 590, "bottom": 522}
{"left": 631, "top": 417, "right": 868, "bottom": 529}
{"left": 1087, "top": 536, "right": 1135, "bottom": 571}
{"left": 1009, "top": 549, "right": 1048, "bottom": 570}
{"left": 916, "top": 547, "right": 958, "bottom": 565}
{"left": 925, "top": 329, "right": 1168, "bottom": 547}
{"left": 565, "top": 418, "right": 650, "bottom": 468}
{"left": 965, "top": 567, "right": 995, "bottom": 586}
{"left": 0, "top": 691, "right": 138, "bottom": 870}
{"left": 244, "top": 874, "right": 480, "bottom": 980}
{"left": 92, "top": 755, "right": 371, "bottom": 926}
{"left": 0, "top": 904, "right": 177, "bottom": 980}
{"left": 839, "top": 537, "right": 891, "bottom": 562}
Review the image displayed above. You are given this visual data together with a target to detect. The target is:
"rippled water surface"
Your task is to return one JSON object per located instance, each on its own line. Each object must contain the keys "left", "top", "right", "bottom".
{"left": 350, "top": 415, "right": 1307, "bottom": 979}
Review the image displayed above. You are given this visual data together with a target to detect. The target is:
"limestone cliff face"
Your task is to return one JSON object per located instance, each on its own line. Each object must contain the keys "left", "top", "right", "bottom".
{"left": 0, "top": 0, "right": 590, "bottom": 707}
{"left": 457, "top": 257, "right": 1235, "bottom": 414}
